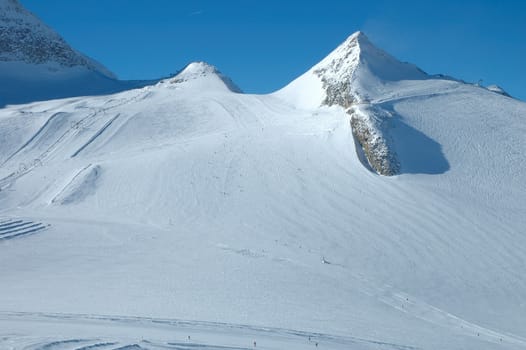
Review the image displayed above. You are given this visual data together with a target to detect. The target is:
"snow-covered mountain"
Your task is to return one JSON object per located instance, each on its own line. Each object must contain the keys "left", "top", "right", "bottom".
{"left": 1, "top": 7, "right": 526, "bottom": 350}
{"left": 170, "top": 61, "right": 243, "bottom": 93}
{"left": 0, "top": 0, "right": 151, "bottom": 106}
{"left": 0, "top": 0, "right": 114, "bottom": 74}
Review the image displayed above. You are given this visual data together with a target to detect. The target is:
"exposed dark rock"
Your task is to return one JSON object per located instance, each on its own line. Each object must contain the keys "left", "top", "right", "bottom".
{"left": 349, "top": 108, "right": 399, "bottom": 176}
{"left": 313, "top": 35, "right": 400, "bottom": 176}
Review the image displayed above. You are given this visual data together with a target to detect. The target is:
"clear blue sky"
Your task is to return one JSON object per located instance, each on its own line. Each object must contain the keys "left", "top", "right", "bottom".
{"left": 21, "top": 0, "right": 526, "bottom": 100}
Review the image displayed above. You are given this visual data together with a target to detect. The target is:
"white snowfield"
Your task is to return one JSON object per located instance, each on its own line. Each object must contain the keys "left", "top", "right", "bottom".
{"left": 1, "top": 30, "right": 526, "bottom": 350}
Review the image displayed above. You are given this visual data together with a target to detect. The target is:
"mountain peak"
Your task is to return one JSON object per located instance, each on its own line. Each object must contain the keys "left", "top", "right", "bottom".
{"left": 314, "top": 30, "right": 371, "bottom": 71}
{"left": 276, "top": 31, "right": 428, "bottom": 108}
{"left": 0, "top": 0, "right": 153, "bottom": 106}
{"left": 178, "top": 61, "right": 222, "bottom": 78}
{"left": 168, "top": 61, "right": 242, "bottom": 93}
{"left": 275, "top": 31, "right": 429, "bottom": 176}
{"left": 344, "top": 30, "right": 367, "bottom": 44}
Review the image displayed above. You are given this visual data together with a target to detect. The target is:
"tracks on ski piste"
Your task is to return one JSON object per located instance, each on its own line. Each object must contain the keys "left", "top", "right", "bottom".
{"left": 0, "top": 218, "right": 49, "bottom": 241}
{"left": 0, "top": 311, "right": 418, "bottom": 350}
{"left": 0, "top": 89, "right": 151, "bottom": 188}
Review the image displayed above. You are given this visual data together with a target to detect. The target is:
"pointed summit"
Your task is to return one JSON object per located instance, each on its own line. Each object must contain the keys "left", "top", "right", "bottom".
{"left": 276, "top": 31, "right": 428, "bottom": 176}
{"left": 276, "top": 31, "right": 427, "bottom": 108}
{"left": 176, "top": 62, "right": 224, "bottom": 79}
{"left": 168, "top": 61, "right": 242, "bottom": 93}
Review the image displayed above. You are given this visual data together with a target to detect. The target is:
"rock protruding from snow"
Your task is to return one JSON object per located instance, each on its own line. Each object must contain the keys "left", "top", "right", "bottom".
{"left": 277, "top": 31, "right": 427, "bottom": 108}
{"left": 168, "top": 62, "right": 242, "bottom": 93}
{"left": 486, "top": 85, "right": 511, "bottom": 97}
{"left": 277, "top": 31, "right": 426, "bottom": 176}
{"left": 349, "top": 104, "right": 400, "bottom": 176}
{"left": 312, "top": 31, "right": 362, "bottom": 107}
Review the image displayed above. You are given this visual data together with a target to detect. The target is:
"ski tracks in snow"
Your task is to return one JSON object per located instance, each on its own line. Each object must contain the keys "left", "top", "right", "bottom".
{"left": 0, "top": 311, "right": 418, "bottom": 350}
{"left": 71, "top": 114, "right": 121, "bottom": 158}
{"left": 341, "top": 269, "right": 526, "bottom": 348}
{"left": 378, "top": 290, "right": 526, "bottom": 347}
{"left": 0, "top": 218, "right": 49, "bottom": 241}
{"left": 0, "top": 89, "right": 151, "bottom": 187}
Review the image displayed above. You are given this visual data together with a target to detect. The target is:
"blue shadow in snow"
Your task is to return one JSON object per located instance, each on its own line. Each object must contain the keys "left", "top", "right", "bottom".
{"left": 390, "top": 116, "right": 450, "bottom": 175}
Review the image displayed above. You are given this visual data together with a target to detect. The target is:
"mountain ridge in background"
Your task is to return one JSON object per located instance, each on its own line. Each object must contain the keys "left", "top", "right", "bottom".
{"left": 0, "top": 0, "right": 153, "bottom": 106}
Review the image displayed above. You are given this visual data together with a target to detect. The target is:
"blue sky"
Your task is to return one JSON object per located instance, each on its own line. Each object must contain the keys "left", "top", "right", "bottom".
{"left": 21, "top": 0, "right": 526, "bottom": 100}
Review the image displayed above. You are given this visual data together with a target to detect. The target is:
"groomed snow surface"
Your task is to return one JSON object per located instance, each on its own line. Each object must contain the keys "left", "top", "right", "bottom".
{"left": 1, "top": 31, "right": 526, "bottom": 350}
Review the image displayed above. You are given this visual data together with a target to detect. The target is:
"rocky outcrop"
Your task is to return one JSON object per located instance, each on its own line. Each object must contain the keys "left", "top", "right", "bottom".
{"left": 486, "top": 85, "right": 512, "bottom": 98}
{"left": 312, "top": 33, "right": 400, "bottom": 176}
{"left": 348, "top": 105, "right": 399, "bottom": 176}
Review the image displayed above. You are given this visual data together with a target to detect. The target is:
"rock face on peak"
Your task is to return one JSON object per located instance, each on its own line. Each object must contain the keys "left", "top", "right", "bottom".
{"left": 276, "top": 31, "right": 428, "bottom": 176}
{"left": 278, "top": 32, "right": 427, "bottom": 108}
{"left": 314, "top": 32, "right": 427, "bottom": 104}
{"left": 168, "top": 61, "right": 242, "bottom": 93}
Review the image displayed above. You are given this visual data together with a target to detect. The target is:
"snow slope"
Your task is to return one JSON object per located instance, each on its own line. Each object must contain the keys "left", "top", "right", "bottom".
{"left": 1, "top": 31, "right": 525, "bottom": 350}
{"left": 0, "top": 0, "right": 151, "bottom": 106}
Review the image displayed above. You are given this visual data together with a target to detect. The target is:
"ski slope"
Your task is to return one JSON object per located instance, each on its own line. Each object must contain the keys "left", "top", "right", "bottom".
{"left": 1, "top": 32, "right": 526, "bottom": 350}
